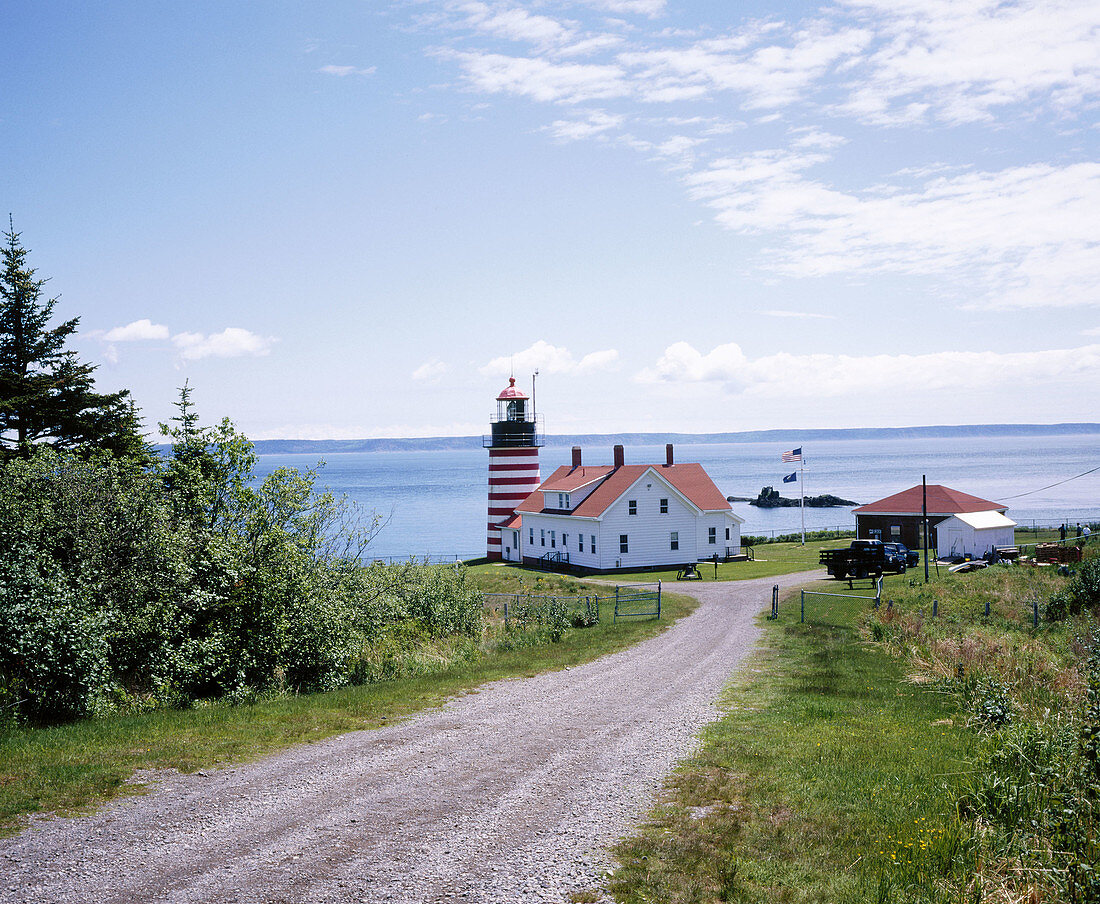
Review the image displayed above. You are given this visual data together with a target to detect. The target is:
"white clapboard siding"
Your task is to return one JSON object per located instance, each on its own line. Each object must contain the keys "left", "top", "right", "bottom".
{"left": 517, "top": 468, "right": 742, "bottom": 571}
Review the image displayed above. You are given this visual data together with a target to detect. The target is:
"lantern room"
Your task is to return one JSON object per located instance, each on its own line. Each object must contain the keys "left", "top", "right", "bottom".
{"left": 485, "top": 377, "right": 544, "bottom": 449}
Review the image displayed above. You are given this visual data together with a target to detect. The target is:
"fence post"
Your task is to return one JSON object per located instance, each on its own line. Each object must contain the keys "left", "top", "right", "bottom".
{"left": 933, "top": 599, "right": 938, "bottom": 618}
{"left": 984, "top": 599, "right": 990, "bottom": 617}
{"left": 800, "top": 589, "right": 805, "bottom": 624}
{"left": 615, "top": 586, "right": 620, "bottom": 623}
{"left": 1033, "top": 598, "right": 1039, "bottom": 628}
{"left": 657, "top": 581, "right": 662, "bottom": 620}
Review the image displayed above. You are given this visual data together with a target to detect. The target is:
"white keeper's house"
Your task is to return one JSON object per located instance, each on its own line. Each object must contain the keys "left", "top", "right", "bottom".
{"left": 497, "top": 443, "right": 744, "bottom": 573}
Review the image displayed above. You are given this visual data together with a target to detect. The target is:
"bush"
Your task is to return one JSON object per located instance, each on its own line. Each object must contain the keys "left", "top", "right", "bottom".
{"left": 0, "top": 551, "right": 110, "bottom": 721}
{"left": 1046, "top": 557, "right": 1100, "bottom": 620}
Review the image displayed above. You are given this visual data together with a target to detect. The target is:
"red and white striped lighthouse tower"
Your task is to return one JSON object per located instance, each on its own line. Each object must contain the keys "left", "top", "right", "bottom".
{"left": 484, "top": 376, "right": 542, "bottom": 560}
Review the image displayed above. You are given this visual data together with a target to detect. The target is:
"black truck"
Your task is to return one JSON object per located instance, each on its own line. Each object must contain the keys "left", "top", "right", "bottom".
{"left": 819, "top": 539, "right": 895, "bottom": 579}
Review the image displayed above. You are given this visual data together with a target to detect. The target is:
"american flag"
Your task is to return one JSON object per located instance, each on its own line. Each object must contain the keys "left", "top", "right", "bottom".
{"left": 782, "top": 447, "right": 802, "bottom": 462}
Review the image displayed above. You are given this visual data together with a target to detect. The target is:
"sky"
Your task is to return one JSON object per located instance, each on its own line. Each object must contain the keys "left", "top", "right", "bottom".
{"left": 3, "top": 0, "right": 1099, "bottom": 440}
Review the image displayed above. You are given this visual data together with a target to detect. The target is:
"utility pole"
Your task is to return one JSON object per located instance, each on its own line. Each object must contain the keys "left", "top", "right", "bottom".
{"left": 923, "top": 474, "right": 930, "bottom": 584}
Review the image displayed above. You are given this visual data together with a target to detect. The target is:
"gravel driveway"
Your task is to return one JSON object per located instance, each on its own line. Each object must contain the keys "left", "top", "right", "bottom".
{"left": 1, "top": 571, "right": 816, "bottom": 904}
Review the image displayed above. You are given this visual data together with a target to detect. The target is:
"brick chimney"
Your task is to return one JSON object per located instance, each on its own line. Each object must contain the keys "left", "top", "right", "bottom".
{"left": 571, "top": 446, "right": 582, "bottom": 468}
{"left": 613, "top": 444, "right": 625, "bottom": 468}
{"left": 665, "top": 443, "right": 674, "bottom": 466}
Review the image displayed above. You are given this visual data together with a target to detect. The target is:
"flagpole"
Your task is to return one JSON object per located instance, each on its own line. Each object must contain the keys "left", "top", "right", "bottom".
{"left": 800, "top": 454, "right": 805, "bottom": 546}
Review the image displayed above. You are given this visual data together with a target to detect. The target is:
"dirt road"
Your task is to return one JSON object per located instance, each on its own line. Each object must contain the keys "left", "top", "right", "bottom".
{"left": 1, "top": 571, "right": 815, "bottom": 904}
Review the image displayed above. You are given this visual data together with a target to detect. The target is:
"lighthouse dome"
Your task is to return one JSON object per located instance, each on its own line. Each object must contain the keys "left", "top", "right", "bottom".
{"left": 496, "top": 377, "right": 528, "bottom": 401}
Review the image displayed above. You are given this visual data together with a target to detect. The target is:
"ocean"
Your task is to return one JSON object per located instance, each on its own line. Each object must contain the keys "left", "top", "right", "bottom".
{"left": 253, "top": 433, "right": 1100, "bottom": 560}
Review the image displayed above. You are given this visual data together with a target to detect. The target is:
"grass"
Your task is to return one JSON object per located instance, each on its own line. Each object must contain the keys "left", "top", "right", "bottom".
{"left": 602, "top": 558, "right": 1095, "bottom": 904}
{"left": 471, "top": 538, "right": 849, "bottom": 586}
{"left": 0, "top": 571, "right": 696, "bottom": 836}
{"left": 603, "top": 576, "right": 980, "bottom": 904}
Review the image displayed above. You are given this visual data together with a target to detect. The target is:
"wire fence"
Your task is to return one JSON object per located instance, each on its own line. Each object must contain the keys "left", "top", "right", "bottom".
{"left": 482, "top": 582, "right": 663, "bottom": 625}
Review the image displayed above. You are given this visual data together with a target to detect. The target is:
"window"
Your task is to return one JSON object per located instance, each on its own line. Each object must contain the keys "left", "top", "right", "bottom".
{"left": 670, "top": 531, "right": 679, "bottom": 551}
{"left": 591, "top": 535, "right": 596, "bottom": 554}
{"left": 708, "top": 527, "right": 717, "bottom": 544}
{"left": 620, "top": 534, "right": 629, "bottom": 554}
{"left": 725, "top": 527, "right": 730, "bottom": 540}
{"left": 891, "top": 524, "right": 902, "bottom": 540}
{"left": 513, "top": 531, "right": 519, "bottom": 549}
{"left": 529, "top": 527, "right": 534, "bottom": 544}
{"left": 564, "top": 493, "right": 570, "bottom": 509}
{"left": 628, "top": 499, "right": 637, "bottom": 515}
{"left": 541, "top": 529, "right": 546, "bottom": 547}
{"left": 558, "top": 493, "right": 565, "bottom": 508}
{"left": 660, "top": 498, "right": 668, "bottom": 514}
{"left": 551, "top": 530, "right": 556, "bottom": 548}
{"left": 578, "top": 534, "right": 584, "bottom": 552}
{"left": 563, "top": 533, "right": 568, "bottom": 549}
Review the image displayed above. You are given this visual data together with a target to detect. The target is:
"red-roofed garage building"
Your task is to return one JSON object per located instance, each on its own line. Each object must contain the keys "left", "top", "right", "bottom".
{"left": 499, "top": 444, "right": 744, "bottom": 572}
{"left": 853, "top": 484, "right": 1009, "bottom": 554}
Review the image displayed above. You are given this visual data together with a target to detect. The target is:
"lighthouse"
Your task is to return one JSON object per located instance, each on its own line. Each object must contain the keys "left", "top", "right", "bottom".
{"left": 484, "top": 376, "right": 543, "bottom": 560}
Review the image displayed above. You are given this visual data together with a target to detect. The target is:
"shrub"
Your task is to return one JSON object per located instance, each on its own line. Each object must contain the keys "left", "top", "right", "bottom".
{"left": 1046, "top": 557, "right": 1100, "bottom": 620}
{"left": 0, "top": 551, "right": 110, "bottom": 721}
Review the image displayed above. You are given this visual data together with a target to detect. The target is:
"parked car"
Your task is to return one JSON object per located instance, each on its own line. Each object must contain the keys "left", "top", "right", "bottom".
{"left": 884, "top": 542, "right": 919, "bottom": 570}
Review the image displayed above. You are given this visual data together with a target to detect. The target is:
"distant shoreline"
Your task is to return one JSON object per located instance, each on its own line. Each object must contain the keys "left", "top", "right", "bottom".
{"left": 246, "top": 422, "right": 1100, "bottom": 455}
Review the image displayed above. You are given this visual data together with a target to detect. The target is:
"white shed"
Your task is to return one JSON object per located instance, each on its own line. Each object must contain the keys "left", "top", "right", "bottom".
{"left": 935, "top": 511, "right": 1018, "bottom": 559}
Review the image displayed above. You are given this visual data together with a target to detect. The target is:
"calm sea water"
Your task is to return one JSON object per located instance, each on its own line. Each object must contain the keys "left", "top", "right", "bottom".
{"left": 254, "top": 434, "right": 1100, "bottom": 559}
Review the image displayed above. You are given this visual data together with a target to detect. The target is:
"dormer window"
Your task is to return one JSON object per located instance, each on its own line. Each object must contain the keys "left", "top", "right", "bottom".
{"left": 557, "top": 492, "right": 570, "bottom": 510}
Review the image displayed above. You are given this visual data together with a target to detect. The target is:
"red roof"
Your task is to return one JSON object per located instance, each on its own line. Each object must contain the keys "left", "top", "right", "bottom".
{"left": 496, "top": 377, "right": 528, "bottom": 401}
{"left": 539, "top": 465, "right": 615, "bottom": 493}
{"left": 517, "top": 462, "right": 732, "bottom": 518}
{"left": 499, "top": 513, "right": 522, "bottom": 529}
{"left": 853, "top": 484, "right": 1006, "bottom": 517}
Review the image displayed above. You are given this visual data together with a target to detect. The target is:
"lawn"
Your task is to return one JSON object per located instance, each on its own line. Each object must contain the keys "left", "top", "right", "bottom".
{"left": 600, "top": 557, "right": 1096, "bottom": 904}
{"left": 602, "top": 578, "right": 976, "bottom": 903}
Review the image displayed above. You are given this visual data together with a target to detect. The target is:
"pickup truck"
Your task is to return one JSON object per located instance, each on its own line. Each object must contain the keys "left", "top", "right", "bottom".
{"left": 819, "top": 539, "right": 891, "bottom": 579}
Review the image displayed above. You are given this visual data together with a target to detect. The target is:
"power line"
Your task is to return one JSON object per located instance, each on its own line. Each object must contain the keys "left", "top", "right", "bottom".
{"left": 999, "top": 465, "right": 1100, "bottom": 500}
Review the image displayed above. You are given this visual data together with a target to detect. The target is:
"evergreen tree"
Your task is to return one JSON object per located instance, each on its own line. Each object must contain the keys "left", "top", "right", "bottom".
{"left": 0, "top": 218, "right": 143, "bottom": 459}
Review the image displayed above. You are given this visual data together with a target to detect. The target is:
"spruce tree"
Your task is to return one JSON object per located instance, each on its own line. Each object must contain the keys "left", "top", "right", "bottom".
{"left": 0, "top": 218, "right": 142, "bottom": 458}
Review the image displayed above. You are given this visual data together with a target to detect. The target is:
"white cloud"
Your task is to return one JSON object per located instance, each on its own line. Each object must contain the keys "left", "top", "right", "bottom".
{"left": 544, "top": 109, "right": 624, "bottom": 141}
{"left": 639, "top": 340, "right": 1100, "bottom": 396}
{"left": 416, "top": 1, "right": 1100, "bottom": 313}
{"left": 584, "top": 0, "right": 666, "bottom": 16}
{"left": 838, "top": 0, "right": 1100, "bottom": 124}
{"left": 102, "top": 319, "right": 170, "bottom": 342}
{"left": 460, "top": 2, "right": 574, "bottom": 45}
{"left": 618, "top": 23, "right": 873, "bottom": 108}
{"left": 686, "top": 154, "right": 1100, "bottom": 308}
{"left": 412, "top": 359, "right": 449, "bottom": 382}
{"left": 172, "top": 328, "right": 276, "bottom": 361}
{"left": 317, "top": 65, "right": 377, "bottom": 77}
{"left": 426, "top": 0, "right": 1100, "bottom": 120}
{"left": 480, "top": 340, "right": 620, "bottom": 376}
{"left": 445, "top": 51, "right": 630, "bottom": 103}
{"left": 789, "top": 128, "right": 847, "bottom": 150}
